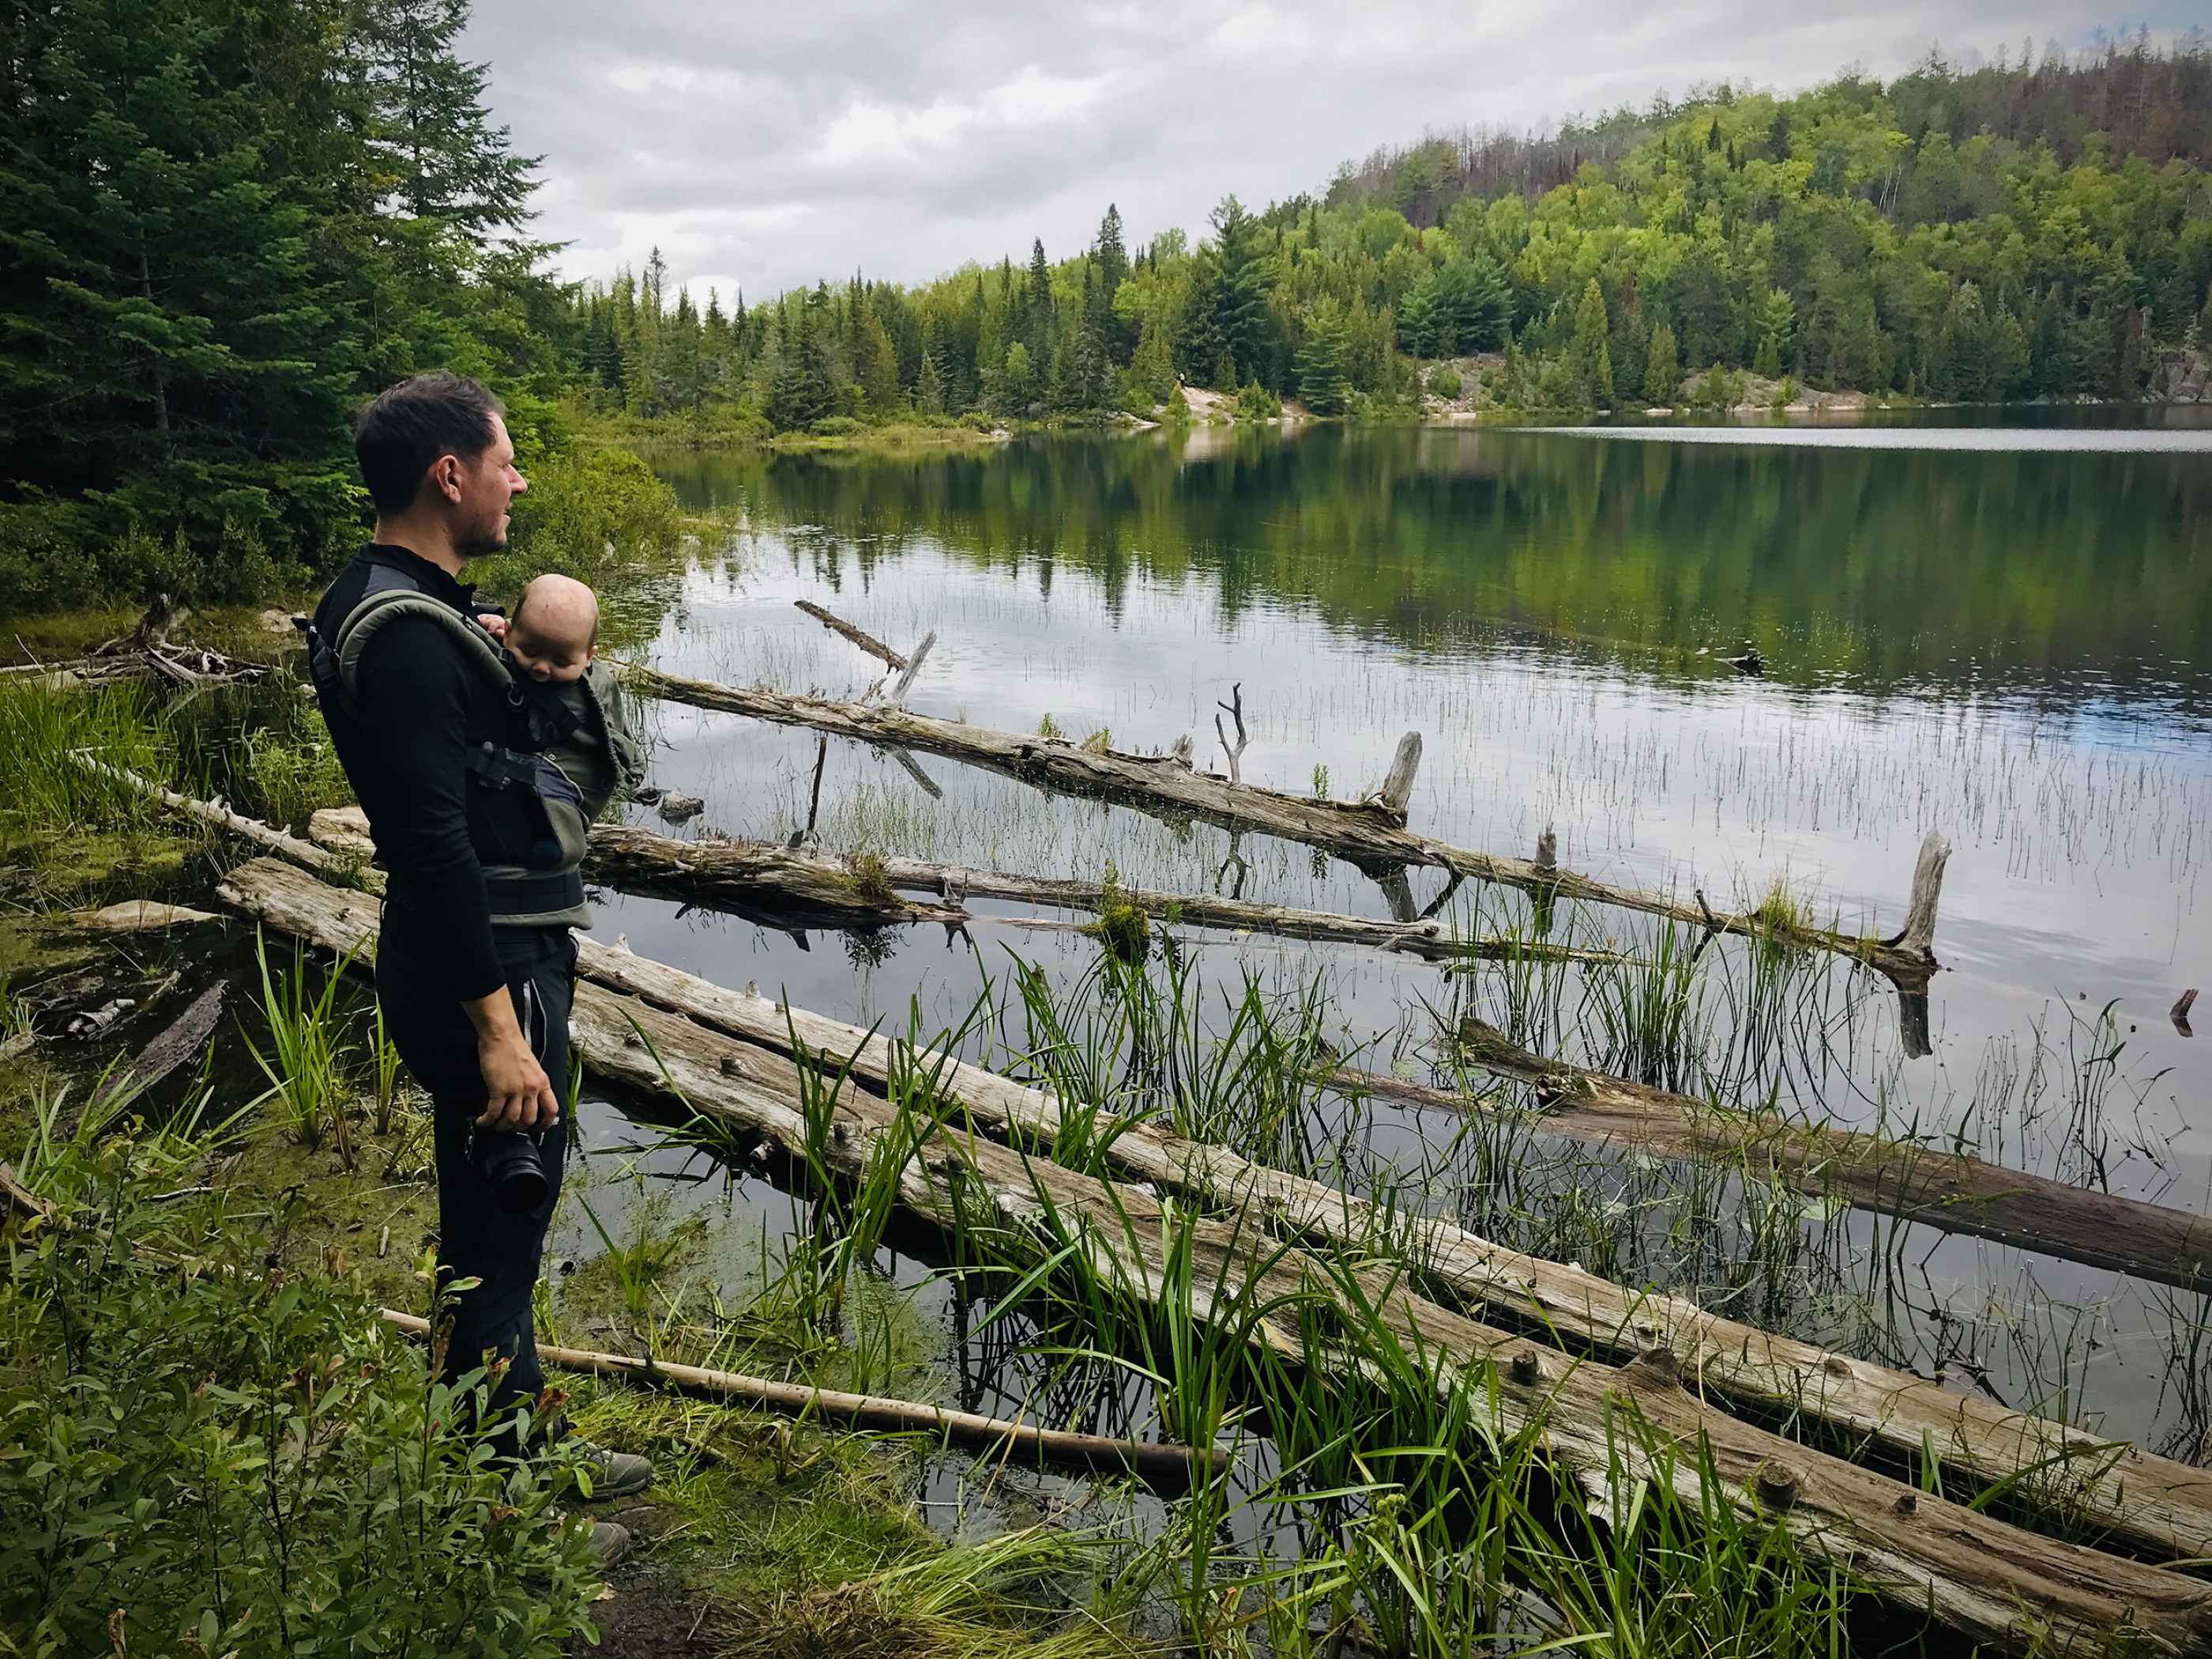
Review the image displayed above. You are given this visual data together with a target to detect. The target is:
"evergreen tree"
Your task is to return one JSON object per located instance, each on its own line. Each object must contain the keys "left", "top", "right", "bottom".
{"left": 852, "top": 302, "right": 901, "bottom": 418}
{"left": 915, "top": 325, "right": 946, "bottom": 416}
{"left": 351, "top": 0, "right": 540, "bottom": 235}
{"left": 1646, "top": 321, "right": 1681, "bottom": 403}
{"left": 1025, "top": 238, "right": 1054, "bottom": 356}
{"left": 1201, "top": 197, "right": 1279, "bottom": 388}
{"left": 1130, "top": 312, "right": 1178, "bottom": 404}
{"left": 1753, "top": 287, "right": 1795, "bottom": 378}
{"left": 1296, "top": 309, "right": 1353, "bottom": 414}
{"left": 1572, "top": 278, "right": 1615, "bottom": 404}
{"left": 0, "top": 0, "right": 366, "bottom": 572}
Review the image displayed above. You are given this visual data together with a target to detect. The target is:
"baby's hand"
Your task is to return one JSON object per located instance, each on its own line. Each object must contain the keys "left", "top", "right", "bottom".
{"left": 476, "top": 612, "right": 509, "bottom": 641}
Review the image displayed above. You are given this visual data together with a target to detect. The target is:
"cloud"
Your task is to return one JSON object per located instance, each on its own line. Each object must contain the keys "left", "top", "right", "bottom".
{"left": 461, "top": 0, "right": 2166, "bottom": 302}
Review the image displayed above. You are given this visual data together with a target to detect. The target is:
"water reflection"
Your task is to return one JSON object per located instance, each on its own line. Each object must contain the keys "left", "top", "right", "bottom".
{"left": 656, "top": 423, "right": 2212, "bottom": 715}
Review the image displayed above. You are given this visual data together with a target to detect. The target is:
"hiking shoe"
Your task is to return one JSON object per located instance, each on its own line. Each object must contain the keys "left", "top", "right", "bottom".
{"left": 569, "top": 1437, "right": 653, "bottom": 1499}
{"left": 588, "top": 1520, "right": 632, "bottom": 1566}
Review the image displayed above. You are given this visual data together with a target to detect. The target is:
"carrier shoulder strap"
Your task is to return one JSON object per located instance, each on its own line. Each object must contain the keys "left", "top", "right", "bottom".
{"left": 329, "top": 566, "right": 516, "bottom": 713}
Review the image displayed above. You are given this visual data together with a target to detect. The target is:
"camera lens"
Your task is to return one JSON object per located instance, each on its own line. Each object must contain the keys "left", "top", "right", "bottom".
{"left": 473, "top": 1128, "right": 547, "bottom": 1215}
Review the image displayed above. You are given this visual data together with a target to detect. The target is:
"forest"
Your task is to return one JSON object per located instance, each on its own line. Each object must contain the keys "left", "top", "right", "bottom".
{"left": 2, "top": 2, "right": 2210, "bottom": 608}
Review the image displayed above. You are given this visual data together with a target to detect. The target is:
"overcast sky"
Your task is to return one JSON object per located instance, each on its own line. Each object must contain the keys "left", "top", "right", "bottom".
{"left": 459, "top": 2, "right": 2198, "bottom": 305}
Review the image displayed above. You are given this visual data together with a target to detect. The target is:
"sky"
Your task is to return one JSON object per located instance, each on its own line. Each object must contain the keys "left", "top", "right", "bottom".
{"left": 459, "top": 2, "right": 2197, "bottom": 306}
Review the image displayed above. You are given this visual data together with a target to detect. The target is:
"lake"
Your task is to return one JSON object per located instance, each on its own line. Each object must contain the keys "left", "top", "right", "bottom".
{"left": 566, "top": 417, "right": 2212, "bottom": 1465}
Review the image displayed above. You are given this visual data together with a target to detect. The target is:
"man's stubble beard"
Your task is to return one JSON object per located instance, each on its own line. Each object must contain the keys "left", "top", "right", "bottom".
{"left": 455, "top": 504, "right": 508, "bottom": 561}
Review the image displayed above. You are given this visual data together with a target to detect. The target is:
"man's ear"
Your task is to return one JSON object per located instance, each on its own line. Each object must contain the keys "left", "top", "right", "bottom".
{"left": 430, "top": 453, "right": 464, "bottom": 504}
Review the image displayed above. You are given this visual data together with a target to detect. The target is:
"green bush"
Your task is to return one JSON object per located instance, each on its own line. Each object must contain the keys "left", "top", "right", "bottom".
{"left": 1233, "top": 380, "right": 1280, "bottom": 422}
{"left": 487, "top": 444, "right": 686, "bottom": 596}
{"left": 0, "top": 1134, "right": 604, "bottom": 1658}
{"left": 809, "top": 415, "right": 866, "bottom": 437}
{"left": 1428, "top": 365, "right": 1464, "bottom": 399}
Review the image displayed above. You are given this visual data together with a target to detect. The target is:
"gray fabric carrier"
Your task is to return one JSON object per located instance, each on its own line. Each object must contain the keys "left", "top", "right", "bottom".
{"left": 322, "top": 571, "right": 618, "bottom": 931}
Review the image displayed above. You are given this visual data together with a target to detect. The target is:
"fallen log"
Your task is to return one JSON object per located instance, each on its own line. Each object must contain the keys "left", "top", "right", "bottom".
{"left": 379, "top": 1308, "right": 1216, "bottom": 1490}
{"left": 66, "top": 900, "right": 220, "bottom": 932}
{"left": 69, "top": 753, "right": 359, "bottom": 882}
{"left": 307, "top": 804, "right": 1624, "bottom": 969}
{"left": 795, "top": 600, "right": 907, "bottom": 671}
{"left": 88, "top": 980, "right": 228, "bottom": 1116}
{"left": 615, "top": 662, "right": 1950, "bottom": 990}
{"left": 329, "top": 861, "right": 2209, "bottom": 1565}
{"left": 1339, "top": 1022, "right": 2212, "bottom": 1297}
{"left": 265, "top": 807, "right": 2212, "bottom": 1297}
{"left": 220, "top": 855, "right": 2212, "bottom": 1650}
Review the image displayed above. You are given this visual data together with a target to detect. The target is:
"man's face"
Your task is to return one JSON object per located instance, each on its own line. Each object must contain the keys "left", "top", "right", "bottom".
{"left": 450, "top": 414, "right": 527, "bottom": 559}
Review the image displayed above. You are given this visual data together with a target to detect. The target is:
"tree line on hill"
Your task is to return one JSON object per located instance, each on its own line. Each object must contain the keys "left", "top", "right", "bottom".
{"left": 2, "top": 2, "right": 2208, "bottom": 609}
{"left": 581, "top": 35, "right": 2212, "bottom": 430}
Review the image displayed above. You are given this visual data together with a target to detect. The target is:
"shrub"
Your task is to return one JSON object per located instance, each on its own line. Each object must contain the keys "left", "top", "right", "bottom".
{"left": 487, "top": 445, "right": 686, "bottom": 596}
{"left": 1428, "top": 365, "right": 1464, "bottom": 399}
{"left": 0, "top": 1138, "right": 603, "bottom": 1658}
{"left": 809, "top": 415, "right": 866, "bottom": 437}
{"left": 1233, "top": 381, "right": 1280, "bottom": 422}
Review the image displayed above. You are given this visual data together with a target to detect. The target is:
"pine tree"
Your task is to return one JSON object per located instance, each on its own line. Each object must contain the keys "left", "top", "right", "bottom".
{"left": 1130, "top": 312, "right": 1178, "bottom": 404}
{"left": 352, "top": 0, "right": 540, "bottom": 235}
{"left": 1573, "top": 278, "right": 1614, "bottom": 404}
{"left": 1202, "top": 197, "right": 1279, "bottom": 388}
{"left": 915, "top": 325, "right": 946, "bottom": 416}
{"left": 1296, "top": 310, "right": 1353, "bottom": 414}
{"left": 1646, "top": 321, "right": 1681, "bottom": 404}
{"left": 852, "top": 302, "right": 901, "bottom": 418}
{"left": 0, "top": 0, "right": 365, "bottom": 572}
{"left": 1025, "top": 238, "right": 1054, "bottom": 356}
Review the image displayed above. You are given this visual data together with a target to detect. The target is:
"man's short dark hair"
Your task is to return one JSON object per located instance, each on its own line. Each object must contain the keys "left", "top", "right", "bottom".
{"left": 355, "top": 372, "right": 505, "bottom": 514}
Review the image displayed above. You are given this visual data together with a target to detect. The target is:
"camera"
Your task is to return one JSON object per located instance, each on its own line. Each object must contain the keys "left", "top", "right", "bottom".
{"left": 471, "top": 1126, "right": 549, "bottom": 1215}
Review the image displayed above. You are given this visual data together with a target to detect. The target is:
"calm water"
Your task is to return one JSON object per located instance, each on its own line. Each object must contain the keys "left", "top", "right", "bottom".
{"left": 566, "top": 419, "right": 2212, "bottom": 1461}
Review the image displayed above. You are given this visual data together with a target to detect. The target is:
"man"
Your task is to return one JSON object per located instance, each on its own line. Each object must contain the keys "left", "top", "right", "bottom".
{"left": 307, "top": 372, "right": 650, "bottom": 1559}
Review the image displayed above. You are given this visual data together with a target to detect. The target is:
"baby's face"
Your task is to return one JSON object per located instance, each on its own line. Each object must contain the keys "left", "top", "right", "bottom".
{"left": 506, "top": 623, "right": 592, "bottom": 683}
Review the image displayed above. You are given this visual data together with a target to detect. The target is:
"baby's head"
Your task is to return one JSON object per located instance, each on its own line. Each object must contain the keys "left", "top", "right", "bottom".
{"left": 506, "top": 574, "right": 598, "bottom": 684}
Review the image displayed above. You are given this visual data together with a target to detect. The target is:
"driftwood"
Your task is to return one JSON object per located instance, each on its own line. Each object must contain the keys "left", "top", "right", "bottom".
{"left": 489, "top": 901, "right": 2212, "bottom": 1566}
{"left": 66, "top": 900, "right": 220, "bottom": 932}
{"left": 276, "top": 856, "right": 2212, "bottom": 1563}
{"left": 0, "top": 1161, "right": 51, "bottom": 1224}
{"left": 9, "top": 599, "right": 273, "bottom": 690}
{"left": 88, "top": 981, "right": 228, "bottom": 1114}
{"left": 301, "top": 804, "right": 1623, "bottom": 969}
{"left": 615, "top": 663, "right": 1950, "bottom": 991}
{"left": 142, "top": 781, "right": 2212, "bottom": 1296}
{"left": 379, "top": 1309, "right": 1216, "bottom": 1490}
{"left": 795, "top": 600, "right": 907, "bottom": 671}
{"left": 213, "top": 855, "right": 2212, "bottom": 1655}
{"left": 1341, "top": 1021, "right": 2212, "bottom": 1296}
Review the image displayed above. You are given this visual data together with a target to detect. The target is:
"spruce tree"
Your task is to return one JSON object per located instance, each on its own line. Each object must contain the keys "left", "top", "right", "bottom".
{"left": 1646, "top": 321, "right": 1681, "bottom": 404}
{"left": 1025, "top": 238, "right": 1054, "bottom": 355}
{"left": 352, "top": 0, "right": 540, "bottom": 235}
{"left": 1296, "top": 311, "right": 1353, "bottom": 414}
{"left": 1202, "top": 197, "right": 1279, "bottom": 389}
{"left": 0, "top": 0, "right": 364, "bottom": 575}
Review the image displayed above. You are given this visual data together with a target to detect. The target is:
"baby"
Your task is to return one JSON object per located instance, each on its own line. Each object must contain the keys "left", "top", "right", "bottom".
{"left": 479, "top": 574, "right": 645, "bottom": 815}
{"left": 485, "top": 572, "right": 598, "bottom": 683}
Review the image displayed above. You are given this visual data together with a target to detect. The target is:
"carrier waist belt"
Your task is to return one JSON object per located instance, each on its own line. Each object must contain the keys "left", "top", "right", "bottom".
{"left": 482, "top": 867, "right": 586, "bottom": 916}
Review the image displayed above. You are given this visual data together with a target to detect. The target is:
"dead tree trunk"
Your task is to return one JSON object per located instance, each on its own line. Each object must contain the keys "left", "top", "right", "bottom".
{"left": 393, "top": 880, "right": 2212, "bottom": 1566}
{"left": 795, "top": 600, "right": 908, "bottom": 670}
{"left": 379, "top": 1310, "right": 1217, "bottom": 1489}
{"left": 212, "top": 855, "right": 2212, "bottom": 1656}
{"left": 1344, "top": 1020, "right": 2212, "bottom": 1297}
{"left": 301, "top": 803, "right": 1626, "bottom": 969}
{"left": 615, "top": 663, "right": 1949, "bottom": 991}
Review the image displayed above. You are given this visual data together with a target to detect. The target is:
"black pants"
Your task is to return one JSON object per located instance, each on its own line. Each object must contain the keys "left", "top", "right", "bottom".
{"left": 377, "top": 914, "right": 576, "bottom": 1435}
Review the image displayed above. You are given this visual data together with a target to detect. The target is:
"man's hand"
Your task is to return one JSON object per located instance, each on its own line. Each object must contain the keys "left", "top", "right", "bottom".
{"left": 464, "top": 987, "right": 559, "bottom": 1130}
{"left": 476, "top": 611, "right": 509, "bottom": 641}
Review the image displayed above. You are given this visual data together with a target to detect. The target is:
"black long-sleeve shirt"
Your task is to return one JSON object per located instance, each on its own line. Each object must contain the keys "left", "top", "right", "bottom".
{"left": 310, "top": 546, "right": 506, "bottom": 1003}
